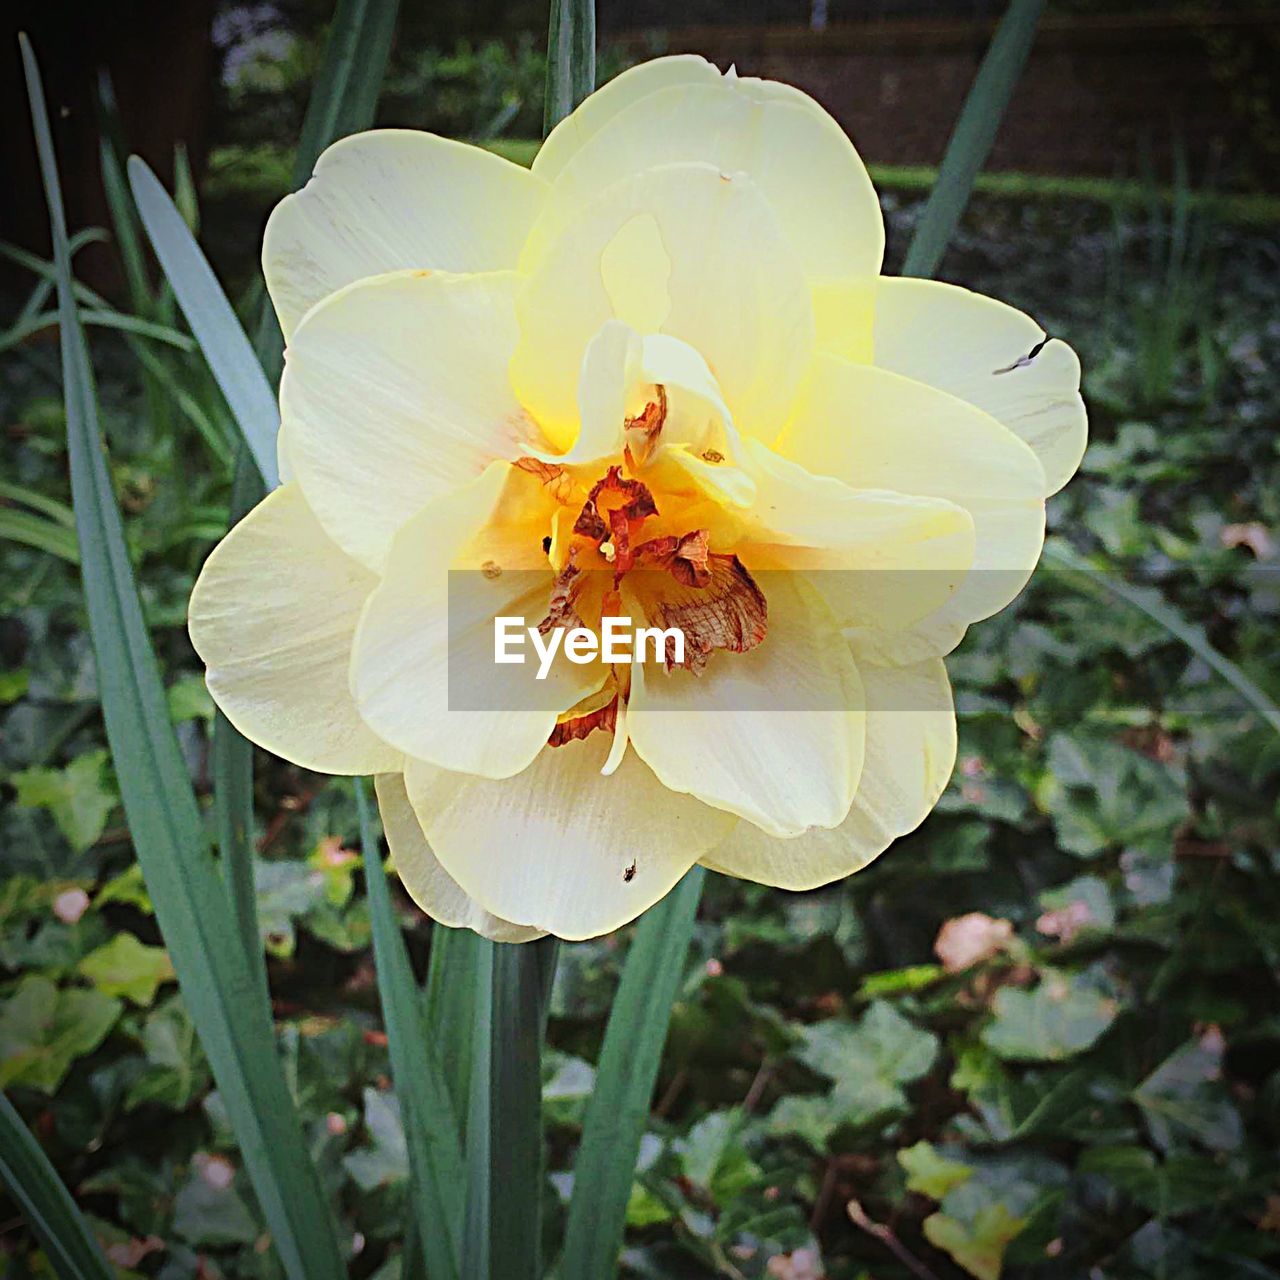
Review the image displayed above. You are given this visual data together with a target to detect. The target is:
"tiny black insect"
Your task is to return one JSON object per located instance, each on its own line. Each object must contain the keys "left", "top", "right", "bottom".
{"left": 542, "top": 535, "right": 553, "bottom": 553}
{"left": 623, "top": 860, "right": 637, "bottom": 883}
{"left": 993, "top": 335, "right": 1049, "bottom": 375}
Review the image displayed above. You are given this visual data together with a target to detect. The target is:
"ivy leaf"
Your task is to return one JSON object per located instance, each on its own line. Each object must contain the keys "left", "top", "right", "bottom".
{"left": 77, "top": 932, "right": 174, "bottom": 1006}
{"left": 0, "top": 974, "right": 121, "bottom": 1092}
{"left": 923, "top": 1202, "right": 1027, "bottom": 1280}
{"left": 95, "top": 863, "right": 153, "bottom": 913}
{"left": 172, "top": 1155, "right": 259, "bottom": 1246}
{"left": 165, "top": 675, "right": 214, "bottom": 723}
{"left": 1079, "top": 1146, "right": 1237, "bottom": 1216}
{"left": 981, "top": 972, "right": 1118, "bottom": 1062}
{"left": 12, "top": 749, "right": 117, "bottom": 852}
{"left": 676, "top": 1109, "right": 759, "bottom": 1203}
{"left": 1039, "top": 733, "right": 1188, "bottom": 858}
{"left": 899, "top": 1141, "right": 975, "bottom": 1199}
{"left": 343, "top": 1086, "right": 409, "bottom": 1191}
{"left": 254, "top": 859, "right": 328, "bottom": 958}
{"left": 1133, "top": 1030, "right": 1243, "bottom": 1154}
{"left": 125, "top": 998, "right": 212, "bottom": 1112}
{"left": 770, "top": 1002, "right": 937, "bottom": 1145}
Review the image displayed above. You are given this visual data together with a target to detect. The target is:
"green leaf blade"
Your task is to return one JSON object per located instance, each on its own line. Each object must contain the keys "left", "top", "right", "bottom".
{"left": 22, "top": 34, "right": 343, "bottom": 1280}
{"left": 902, "top": 0, "right": 1045, "bottom": 279}
{"left": 358, "top": 780, "right": 466, "bottom": 1280}
{"left": 0, "top": 1092, "right": 115, "bottom": 1280}
{"left": 560, "top": 867, "right": 705, "bottom": 1280}
{"left": 127, "top": 156, "right": 280, "bottom": 488}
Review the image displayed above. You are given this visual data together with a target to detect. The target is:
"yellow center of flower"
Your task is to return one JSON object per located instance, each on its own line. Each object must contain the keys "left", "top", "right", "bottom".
{"left": 520, "top": 385, "right": 768, "bottom": 747}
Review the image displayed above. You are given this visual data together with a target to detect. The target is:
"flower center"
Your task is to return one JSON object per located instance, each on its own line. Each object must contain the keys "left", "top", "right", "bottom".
{"left": 516, "top": 385, "right": 768, "bottom": 749}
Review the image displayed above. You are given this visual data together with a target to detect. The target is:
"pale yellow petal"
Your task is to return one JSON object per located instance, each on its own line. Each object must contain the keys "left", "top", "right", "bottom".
{"left": 376, "top": 773, "right": 543, "bottom": 943}
{"left": 778, "top": 355, "right": 1046, "bottom": 625}
{"left": 626, "top": 576, "right": 865, "bottom": 838}
{"left": 264, "top": 130, "right": 546, "bottom": 338}
{"left": 403, "top": 737, "right": 733, "bottom": 941}
{"left": 702, "top": 658, "right": 955, "bottom": 888}
{"left": 811, "top": 277, "right": 876, "bottom": 364}
{"left": 188, "top": 484, "right": 399, "bottom": 775}
{"left": 510, "top": 162, "right": 813, "bottom": 449}
{"left": 739, "top": 439, "right": 976, "bottom": 633}
{"left": 526, "top": 73, "right": 883, "bottom": 282}
{"left": 351, "top": 465, "right": 600, "bottom": 780}
{"left": 533, "top": 55, "right": 721, "bottom": 183}
{"left": 282, "top": 271, "right": 540, "bottom": 571}
{"left": 872, "top": 277, "right": 1087, "bottom": 495}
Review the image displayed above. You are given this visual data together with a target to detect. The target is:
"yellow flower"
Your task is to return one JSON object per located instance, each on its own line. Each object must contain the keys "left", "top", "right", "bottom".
{"left": 189, "top": 56, "right": 1086, "bottom": 941}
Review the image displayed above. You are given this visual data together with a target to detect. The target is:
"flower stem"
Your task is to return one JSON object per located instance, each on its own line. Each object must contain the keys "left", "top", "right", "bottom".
{"left": 464, "top": 936, "right": 559, "bottom": 1280}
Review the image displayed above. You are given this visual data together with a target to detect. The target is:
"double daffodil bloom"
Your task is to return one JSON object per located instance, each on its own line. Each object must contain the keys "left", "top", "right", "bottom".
{"left": 189, "top": 55, "right": 1086, "bottom": 941}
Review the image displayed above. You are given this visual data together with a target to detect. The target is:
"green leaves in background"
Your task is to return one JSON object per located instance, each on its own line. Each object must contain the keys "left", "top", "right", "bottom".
{"left": 75, "top": 932, "right": 173, "bottom": 1006}
{"left": 12, "top": 749, "right": 116, "bottom": 853}
{"left": 294, "top": 0, "right": 401, "bottom": 184}
{"left": 769, "top": 1001, "right": 938, "bottom": 1147}
{"left": 20, "top": 33, "right": 346, "bottom": 1280}
{"left": 1042, "top": 540, "right": 1280, "bottom": 741}
{"left": 0, "top": 974, "right": 120, "bottom": 1093}
{"left": 981, "top": 971, "right": 1118, "bottom": 1062}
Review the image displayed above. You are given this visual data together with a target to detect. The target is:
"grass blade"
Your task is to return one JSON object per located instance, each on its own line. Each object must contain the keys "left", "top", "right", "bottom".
{"left": 128, "top": 157, "right": 280, "bottom": 488}
{"left": 544, "top": 0, "right": 596, "bottom": 135}
{"left": 22, "top": 34, "right": 344, "bottom": 1280}
{"left": 902, "top": 0, "right": 1044, "bottom": 279}
{"left": 0, "top": 1092, "right": 114, "bottom": 1280}
{"left": 1041, "top": 541, "right": 1280, "bottom": 740}
{"left": 294, "top": 0, "right": 400, "bottom": 184}
{"left": 357, "top": 780, "right": 466, "bottom": 1280}
{"left": 0, "top": 507, "right": 79, "bottom": 563}
{"left": 559, "top": 867, "right": 704, "bottom": 1279}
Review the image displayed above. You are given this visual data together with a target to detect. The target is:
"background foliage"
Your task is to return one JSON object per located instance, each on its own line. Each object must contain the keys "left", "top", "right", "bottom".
{"left": 3, "top": 11, "right": 1280, "bottom": 1280}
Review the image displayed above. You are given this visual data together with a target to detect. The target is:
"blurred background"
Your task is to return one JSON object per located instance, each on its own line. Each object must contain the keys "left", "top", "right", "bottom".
{"left": 3, "top": 2, "right": 1280, "bottom": 1279}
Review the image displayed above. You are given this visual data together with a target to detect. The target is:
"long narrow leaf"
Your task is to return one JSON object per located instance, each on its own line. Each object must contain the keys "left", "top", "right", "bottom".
{"left": 544, "top": 0, "right": 596, "bottom": 135}
{"left": 488, "top": 939, "right": 558, "bottom": 1280}
{"left": 1041, "top": 541, "right": 1280, "bottom": 739}
{"left": 424, "top": 924, "right": 487, "bottom": 1124}
{"left": 0, "top": 507, "right": 79, "bottom": 563}
{"left": 0, "top": 1092, "right": 114, "bottom": 1280}
{"left": 295, "top": 0, "right": 400, "bottom": 184}
{"left": 128, "top": 157, "right": 280, "bottom": 488}
{"left": 0, "top": 307, "right": 195, "bottom": 354}
{"left": 463, "top": 941, "right": 496, "bottom": 1278}
{"left": 902, "top": 0, "right": 1044, "bottom": 278}
{"left": 559, "top": 868, "right": 704, "bottom": 1279}
{"left": 22, "top": 35, "right": 344, "bottom": 1280}
{"left": 358, "top": 780, "right": 466, "bottom": 1280}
